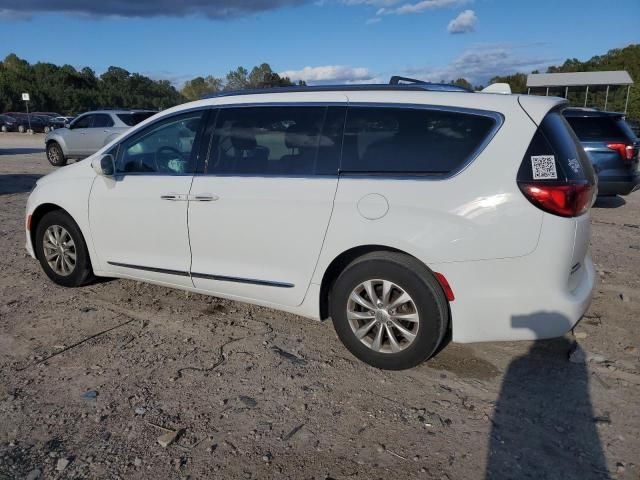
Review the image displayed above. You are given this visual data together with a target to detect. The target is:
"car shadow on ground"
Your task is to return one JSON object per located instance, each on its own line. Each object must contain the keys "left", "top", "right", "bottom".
{"left": 485, "top": 313, "right": 610, "bottom": 479}
{"left": 0, "top": 174, "right": 42, "bottom": 195}
{"left": 593, "top": 196, "right": 626, "bottom": 208}
{"left": 0, "top": 148, "right": 45, "bottom": 156}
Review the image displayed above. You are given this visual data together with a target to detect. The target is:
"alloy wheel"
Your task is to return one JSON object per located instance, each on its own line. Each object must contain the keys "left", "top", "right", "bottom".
{"left": 346, "top": 279, "right": 419, "bottom": 354}
{"left": 42, "top": 225, "right": 77, "bottom": 276}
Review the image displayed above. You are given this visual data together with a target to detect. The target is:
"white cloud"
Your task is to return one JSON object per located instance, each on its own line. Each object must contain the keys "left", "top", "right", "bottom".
{"left": 376, "top": 0, "right": 470, "bottom": 15}
{"left": 447, "top": 9, "right": 476, "bottom": 33}
{"left": 279, "top": 65, "right": 373, "bottom": 82}
{"left": 402, "top": 43, "right": 558, "bottom": 85}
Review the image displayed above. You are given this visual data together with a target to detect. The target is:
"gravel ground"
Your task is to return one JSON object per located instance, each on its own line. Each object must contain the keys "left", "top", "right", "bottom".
{"left": 0, "top": 132, "right": 639, "bottom": 480}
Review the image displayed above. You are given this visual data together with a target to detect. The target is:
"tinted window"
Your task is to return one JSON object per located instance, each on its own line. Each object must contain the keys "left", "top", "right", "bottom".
{"left": 72, "top": 115, "right": 92, "bottom": 129}
{"left": 207, "top": 106, "right": 343, "bottom": 176}
{"left": 341, "top": 106, "right": 496, "bottom": 175}
{"left": 93, "top": 114, "right": 114, "bottom": 128}
{"left": 518, "top": 111, "right": 596, "bottom": 184}
{"left": 117, "top": 112, "right": 157, "bottom": 126}
{"left": 564, "top": 116, "right": 631, "bottom": 142}
{"left": 116, "top": 111, "right": 203, "bottom": 175}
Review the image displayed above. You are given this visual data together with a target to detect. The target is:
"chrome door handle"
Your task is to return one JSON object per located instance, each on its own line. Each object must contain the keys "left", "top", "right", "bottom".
{"left": 160, "top": 193, "right": 188, "bottom": 201}
{"left": 189, "top": 194, "right": 219, "bottom": 202}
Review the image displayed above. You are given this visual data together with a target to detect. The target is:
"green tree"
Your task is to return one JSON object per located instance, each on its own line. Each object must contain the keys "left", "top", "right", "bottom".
{"left": 181, "top": 76, "right": 224, "bottom": 100}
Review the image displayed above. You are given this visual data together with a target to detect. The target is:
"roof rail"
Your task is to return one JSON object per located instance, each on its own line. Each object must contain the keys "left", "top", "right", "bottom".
{"left": 202, "top": 82, "right": 471, "bottom": 99}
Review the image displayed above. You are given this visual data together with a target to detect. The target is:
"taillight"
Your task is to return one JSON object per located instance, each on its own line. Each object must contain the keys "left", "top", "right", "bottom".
{"left": 518, "top": 182, "right": 594, "bottom": 217}
{"left": 607, "top": 143, "right": 634, "bottom": 161}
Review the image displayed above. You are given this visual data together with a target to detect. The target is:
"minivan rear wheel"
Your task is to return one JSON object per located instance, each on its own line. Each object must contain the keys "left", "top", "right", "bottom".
{"left": 330, "top": 252, "right": 449, "bottom": 370}
{"left": 46, "top": 141, "right": 67, "bottom": 167}
{"left": 35, "top": 210, "right": 94, "bottom": 287}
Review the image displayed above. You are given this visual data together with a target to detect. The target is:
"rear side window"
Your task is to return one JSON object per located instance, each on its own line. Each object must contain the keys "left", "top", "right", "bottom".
{"left": 518, "top": 110, "right": 596, "bottom": 184}
{"left": 341, "top": 106, "right": 497, "bottom": 175}
{"left": 117, "top": 112, "right": 157, "bottom": 126}
{"left": 207, "top": 106, "right": 344, "bottom": 176}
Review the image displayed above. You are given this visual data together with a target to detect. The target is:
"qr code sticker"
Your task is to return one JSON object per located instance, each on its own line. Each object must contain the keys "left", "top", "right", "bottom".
{"left": 531, "top": 155, "right": 557, "bottom": 180}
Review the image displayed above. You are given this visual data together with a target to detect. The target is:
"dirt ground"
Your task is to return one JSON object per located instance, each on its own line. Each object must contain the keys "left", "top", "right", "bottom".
{"left": 0, "top": 132, "right": 638, "bottom": 480}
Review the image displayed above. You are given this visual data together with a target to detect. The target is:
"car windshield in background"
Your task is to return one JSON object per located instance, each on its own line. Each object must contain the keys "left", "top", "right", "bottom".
{"left": 565, "top": 115, "right": 632, "bottom": 141}
{"left": 117, "top": 112, "right": 156, "bottom": 126}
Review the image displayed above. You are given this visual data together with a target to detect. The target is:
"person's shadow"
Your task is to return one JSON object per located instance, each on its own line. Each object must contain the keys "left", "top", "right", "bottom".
{"left": 485, "top": 312, "right": 610, "bottom": 479}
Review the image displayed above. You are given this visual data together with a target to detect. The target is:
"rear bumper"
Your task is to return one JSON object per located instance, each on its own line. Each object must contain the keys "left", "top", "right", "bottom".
{"left": 433, "top": 214, "right": 594, "bottom": 343}
{"left": 597, "top": 174, "right": 640, "bottom": 196}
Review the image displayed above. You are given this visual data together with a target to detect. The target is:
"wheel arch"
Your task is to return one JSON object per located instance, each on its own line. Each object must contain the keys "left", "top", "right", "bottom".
{"left": 29, "top": 203, "right": 90, "bottom": 265}
{"left": 318, "top": 244, "right": 421, "bottom": 320}
{"left": 46, "top": 136, "right": 68, "bottom": 156}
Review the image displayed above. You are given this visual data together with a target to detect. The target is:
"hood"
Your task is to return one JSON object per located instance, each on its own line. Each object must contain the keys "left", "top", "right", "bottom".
{"left": 36, "top": 157, "right": 95, "bottom": 187}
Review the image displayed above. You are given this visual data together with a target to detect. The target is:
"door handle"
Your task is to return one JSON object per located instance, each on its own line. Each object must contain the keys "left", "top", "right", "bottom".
{"left": 160, "top": 193, "right": 188, "bottom": 201}
{"left": 189, "top": 193, "right": 219, "bottom": 202}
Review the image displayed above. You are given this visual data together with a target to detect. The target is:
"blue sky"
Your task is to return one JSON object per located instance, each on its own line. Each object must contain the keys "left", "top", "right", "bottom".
{"left": 1, "top": 0, "right": 638, "bottom": 86}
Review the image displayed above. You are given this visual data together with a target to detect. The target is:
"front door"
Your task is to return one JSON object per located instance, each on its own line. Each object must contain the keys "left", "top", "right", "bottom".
{"left": 89, "top": 109, "right": 208, "bottom": 287}
{"left": 188, "top": 101, "right": 346, "bottom": 307}
{"left": 65, "top": 114, "right": 94, "bottom": 156}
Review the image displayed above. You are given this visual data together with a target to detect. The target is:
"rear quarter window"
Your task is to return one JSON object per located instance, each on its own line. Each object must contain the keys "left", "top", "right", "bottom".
{"left": 519, "top": 110, "right": 596, "bottom": 184}
{"left": 341, "top": 106, "right": 498, "bottom": 176}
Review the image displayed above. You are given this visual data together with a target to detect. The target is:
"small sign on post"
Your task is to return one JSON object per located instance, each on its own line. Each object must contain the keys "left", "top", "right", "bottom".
{"left": 21, "top": 92, "right": 32, "bottom": 132}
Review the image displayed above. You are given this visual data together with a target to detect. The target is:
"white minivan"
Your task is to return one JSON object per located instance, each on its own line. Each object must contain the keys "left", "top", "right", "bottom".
{"left": 25, "top": 82, "right": 596, "bottom": 369}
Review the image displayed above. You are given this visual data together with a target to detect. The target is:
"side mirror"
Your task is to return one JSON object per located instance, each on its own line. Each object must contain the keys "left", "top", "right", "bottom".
{"left": 92, "top": 154, "right": 115, "bottom": 177}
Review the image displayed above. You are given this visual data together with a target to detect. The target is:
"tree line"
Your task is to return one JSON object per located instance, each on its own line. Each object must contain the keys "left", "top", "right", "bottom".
{"left": 1, "top": 44, "right": 637, "bottom": 121}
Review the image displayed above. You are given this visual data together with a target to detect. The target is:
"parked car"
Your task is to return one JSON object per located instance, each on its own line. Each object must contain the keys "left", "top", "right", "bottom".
{"left": 564, "top": 108, "right": 640, "bottom": 196}
{"left": 33, "top": 111, "right": 63, "bottom": 119}
{"left": 26, "top": 82, "right": 596, "bottom": 369}
{"left": 44, "top": 109, "right": 157, "bottom": 166}
{"left": 0, "top": 114, "right": 18, "bottom": 132}
{"left": 39, "top": 115, "right": 66, "bottom": 133}
{"left": 53, "top": 116, "right": 74, "bottom": 125}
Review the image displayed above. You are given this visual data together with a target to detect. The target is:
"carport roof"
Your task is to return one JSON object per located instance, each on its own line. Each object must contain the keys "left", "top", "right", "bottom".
{"left": 526, "top": 71, "right": 633, "bottom": 88}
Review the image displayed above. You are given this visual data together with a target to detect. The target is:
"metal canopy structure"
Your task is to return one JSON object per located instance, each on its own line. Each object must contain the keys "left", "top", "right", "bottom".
{"left": 526, "top": 70, "right": 634, "bottom": 113}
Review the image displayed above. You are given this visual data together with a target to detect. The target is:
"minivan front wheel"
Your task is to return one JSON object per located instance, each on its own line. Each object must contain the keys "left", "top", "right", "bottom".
{"left": 35, "top": 210, "right": 94, "bottom": 287}
{"left": 330, "top": 252, "right": 449, "bottom": 370}
{"left": 46, "top": 141, "right": 67, "bottom": 167}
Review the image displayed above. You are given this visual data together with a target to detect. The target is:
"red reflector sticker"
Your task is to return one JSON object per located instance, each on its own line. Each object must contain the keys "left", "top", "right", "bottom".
{"left": 435, "top": 272, "right": 455, "bottom": 302}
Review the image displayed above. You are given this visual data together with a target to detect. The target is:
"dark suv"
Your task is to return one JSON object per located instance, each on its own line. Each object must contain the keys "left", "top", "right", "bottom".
{"left": 564, "top": 108, "right": 639, "bottom": 196}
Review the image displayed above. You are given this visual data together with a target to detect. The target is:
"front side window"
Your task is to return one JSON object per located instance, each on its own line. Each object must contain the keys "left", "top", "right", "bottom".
{"left": 207, "top": 106, "right": 343, "bottom": 176}
{"left": 116, "top": 111, "right": 203, "bottom": 175}
{"left": 341, "top": 106, "right": 497, "bottom": 175}
{"left": 71, "top": 115, "right": 93, "bottom": 129}
{"left": 92, "top": 114, "right": 115, "bottom": 128}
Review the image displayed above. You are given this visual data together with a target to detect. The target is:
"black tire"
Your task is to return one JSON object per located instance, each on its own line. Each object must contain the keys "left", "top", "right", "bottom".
{"left": 46, "top": 141, "right": 67, "bottom": 167}
{"left": 35, "top": 210, "right": 94, "bottom": 287}
{"left": 330, "top": 252, "right": 449, "bottom": 370}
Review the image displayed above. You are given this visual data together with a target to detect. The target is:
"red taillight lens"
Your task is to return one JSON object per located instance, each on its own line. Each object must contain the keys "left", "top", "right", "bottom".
{"left": 607, "top": 143, "right": 634, "bottom": 161}
{"left": 518, "top": 183, "right": 594, "bottom": 217}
